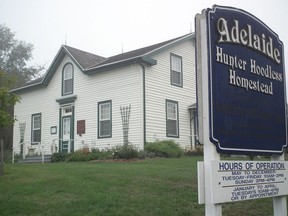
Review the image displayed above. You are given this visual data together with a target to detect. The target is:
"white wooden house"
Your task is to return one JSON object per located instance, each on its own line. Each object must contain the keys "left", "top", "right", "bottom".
{"left": 12, "top": 33, "right": 197, "bottom": 155}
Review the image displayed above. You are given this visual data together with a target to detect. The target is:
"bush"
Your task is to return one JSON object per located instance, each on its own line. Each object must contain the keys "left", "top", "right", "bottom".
{"left": 51, "top": 145, "right": 140, "bottom": 162}
{"left": 184, "top": 145, "right": 203, "bottom": 156}
{"left": 66, "top": 150, "right": 90, "bottom": 162}
{"left": 113, "top": 144, "right": 138, "bottom": 159}
{"left": 51, "top": 153, "right": 72, "bottom": 162}
{"left": 144, "top": 140, "right": 183, "bottom": 158}
{"left": 137, "top": 150, "right": 146, "bottom": 159}
{"left": 89, "top": 148, "right": 114, "bottom": 160}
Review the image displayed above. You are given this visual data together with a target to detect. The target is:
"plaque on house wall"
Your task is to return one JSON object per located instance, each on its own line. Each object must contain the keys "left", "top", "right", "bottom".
{"left": 77, "top": 120, "right": 85, "bottom": 135}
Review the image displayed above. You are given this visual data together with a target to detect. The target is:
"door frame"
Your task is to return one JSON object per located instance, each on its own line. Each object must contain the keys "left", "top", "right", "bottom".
{"left": 59, "top": 105, "right": 74, "bottom": 153}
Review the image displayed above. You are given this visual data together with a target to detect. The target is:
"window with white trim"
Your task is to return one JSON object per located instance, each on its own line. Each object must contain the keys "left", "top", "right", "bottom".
{"left": 98, "top": 101, "right": 112, "bottom": 138}
{"left": 166, "top": 100, "right": 179, "bottom": 137}
{"left": 62, "top": 63, "right": 73, "bottom": 95}
{"left": 31, "top": 113, "right": 41, "bottom": 143}
{"left": 170, "top": 54, "right": 183, "bottom": 87}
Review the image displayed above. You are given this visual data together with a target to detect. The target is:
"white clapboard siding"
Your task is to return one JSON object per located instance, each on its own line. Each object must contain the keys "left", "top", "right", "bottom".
{"left": 14, "top": 55, "right": 144, "bottom": 153}
{"left": 13, "top": 37, "right": 196, "bottom": 154}
{"left": 73, "top": 62, "right": 144, "bottom": 150}
{"left": 13, "top": 56, "right": 69, "bottom": 154}
{"left": 145, "top": 39, "right": 196, "bottom": 148}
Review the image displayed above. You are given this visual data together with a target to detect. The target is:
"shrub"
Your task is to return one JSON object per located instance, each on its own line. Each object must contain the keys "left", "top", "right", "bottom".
{"left": 184, "top": 145, "right": 203, "bottom": 156}
{"left": 137, "top": 150, "right": 146, "bottom": 159}
{"left": 113, "top": 144, "right": 138, "bottom": 159}
{"left": 89, "top": 148, "right": 114, "bottom": 160}
{"left": 51, "top": 144, "right": 145, "bottom": 162}
{"left": 66, "top": 150, "right": 90, "bottom": 162}
{"left": 144, "top": 140, "right": 183, "bottom": 158}
{"left": 51, "top": 153, "right": 72, "bottom": 162}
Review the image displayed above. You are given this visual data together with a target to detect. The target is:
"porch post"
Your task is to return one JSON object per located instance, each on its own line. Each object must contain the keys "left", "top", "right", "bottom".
{"left": 38, "top": 143, "right": 41, "bottom": 155}
{"left": 68, "top": 140, "right": 71, "bottom": 153}
{"left": 41, "top": 145, "right": 44, "bottom": 164}
{"left": 23, "top": 143, "right": 25, "bottom": 159}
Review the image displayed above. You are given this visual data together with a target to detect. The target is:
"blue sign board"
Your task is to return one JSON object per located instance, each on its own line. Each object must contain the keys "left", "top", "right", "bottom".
{"left": 207, "top": 5, "right": 287, "bottom": 155}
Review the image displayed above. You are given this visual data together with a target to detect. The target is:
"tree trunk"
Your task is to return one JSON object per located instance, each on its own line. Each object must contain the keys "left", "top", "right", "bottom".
{"left": 0, "top": 139, "right": 3, "bottom": 176}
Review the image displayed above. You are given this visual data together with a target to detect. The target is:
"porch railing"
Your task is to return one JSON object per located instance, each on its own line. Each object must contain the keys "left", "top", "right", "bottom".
{"left": 12, "top": 139, "right": 58, "bottom": 164}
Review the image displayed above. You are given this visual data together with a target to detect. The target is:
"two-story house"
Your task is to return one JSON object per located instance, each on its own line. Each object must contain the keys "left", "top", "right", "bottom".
{"left": 12, "top": 33, "right": 197, "bottom": 155}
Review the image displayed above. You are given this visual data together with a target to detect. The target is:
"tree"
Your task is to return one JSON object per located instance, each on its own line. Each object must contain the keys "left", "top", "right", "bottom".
{"left": 0, "top": 70, "right": 20, "bottom": 128}
{"left": 0, "top": 23, "right": 44, "bottom": 87}
{"left": 0, "top": 71, "right": 19, "bottom": 174}
{"left": 0, "top": 24, "right": 44, "bottom": 153}
{"left": 0, "top": 70, "right": 20, "bottom": 168}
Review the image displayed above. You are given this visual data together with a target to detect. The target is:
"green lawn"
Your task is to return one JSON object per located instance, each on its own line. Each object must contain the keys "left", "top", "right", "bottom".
{"left": 0, "top": 157, "right": 285, "bottom": 215}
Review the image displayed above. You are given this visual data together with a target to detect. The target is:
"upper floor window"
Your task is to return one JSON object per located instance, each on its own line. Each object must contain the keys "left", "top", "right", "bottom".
{"left": 170, "top": 53, "right": 183, "bottom": 87}
{"left": 31, "top": 113, "right": 41, "bottom": 144}
{"left": 62, "top": 63, "right": 74, "bottom": 95}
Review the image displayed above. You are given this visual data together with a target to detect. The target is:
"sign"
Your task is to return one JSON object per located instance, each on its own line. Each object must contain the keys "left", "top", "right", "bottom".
{"left": 210, "top": 161, "right": 288, "bottom": 203}
{"left": 207, "top": 5, "right": 287, "bottom": 155}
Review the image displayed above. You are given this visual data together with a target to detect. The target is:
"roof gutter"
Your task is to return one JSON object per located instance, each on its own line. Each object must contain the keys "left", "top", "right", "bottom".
{"left": 11, "top": 81, "right": 43, "bottom": 93}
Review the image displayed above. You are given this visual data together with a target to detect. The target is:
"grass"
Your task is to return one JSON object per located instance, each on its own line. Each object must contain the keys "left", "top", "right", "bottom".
{"left": 0, "top": 157, "right": 286, "bottom": 216}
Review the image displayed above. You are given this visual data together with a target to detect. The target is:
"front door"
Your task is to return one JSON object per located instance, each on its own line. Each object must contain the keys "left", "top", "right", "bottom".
{"left": 60, "top": 106, "right": 73, "bottom": 153}
{"left": 62, "top": 116, "right": 71, "bottom": 153}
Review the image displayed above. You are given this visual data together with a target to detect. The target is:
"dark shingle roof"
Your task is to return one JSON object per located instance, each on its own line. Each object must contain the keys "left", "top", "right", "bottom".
{"left": 12, "top": 33, "right": 194, "bottom": 93}
{"left": 14, "top": 77, "right": 44, "bottom": 89}
{"left": 63, "top": 45, "right": 106, "bottom": 70}
{"left": 89, "top": 34, "right": 192, "bottom": 69}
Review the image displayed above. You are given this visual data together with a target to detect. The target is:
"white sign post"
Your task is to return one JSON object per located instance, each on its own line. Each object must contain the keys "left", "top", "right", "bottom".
{"left": 272, "top": 154, "right": 287, "bottom": 216}
{"left": 196, "top": 10, "right": 222, "bottom": 215}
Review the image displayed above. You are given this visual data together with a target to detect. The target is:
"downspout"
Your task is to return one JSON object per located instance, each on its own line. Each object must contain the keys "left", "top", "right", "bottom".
{"left": 59, "top": 108, "right": 62, "bottom": 153}
{"left": 139, "top": 62, "right": 146, "bottom": 146}
{"left": 190, "top": 110, "right": 193, "bottom": 149}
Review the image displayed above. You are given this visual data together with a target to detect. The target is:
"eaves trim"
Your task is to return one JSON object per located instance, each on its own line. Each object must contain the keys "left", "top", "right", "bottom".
{"left": 84, "top": 56, "right": 157, "bottom": 74}
{"left": 146, "top": 33, "right": 195, "bottom": 58}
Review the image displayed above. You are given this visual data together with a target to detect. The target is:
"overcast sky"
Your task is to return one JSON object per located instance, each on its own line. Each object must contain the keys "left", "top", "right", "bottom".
{"left": 1, "top": 0, "right": 288, "bottom": 72}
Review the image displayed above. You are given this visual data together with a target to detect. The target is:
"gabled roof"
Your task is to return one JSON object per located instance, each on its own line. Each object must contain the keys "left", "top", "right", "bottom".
{"left": 12, "top": 33, "right": 194, "bottom": 93}
{"left": 64, "top": 46, "right": 106, "bottom": 70}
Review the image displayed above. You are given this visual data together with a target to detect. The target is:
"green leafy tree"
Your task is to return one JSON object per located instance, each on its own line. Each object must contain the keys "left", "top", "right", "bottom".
{"left": 0, "top": 70, "right": 20, "bottom": 167}
{"left": 0, "top": 24, "right": 44, "bottom": 152}
{"left": 0, "top": 70, "right": 20, "bottom": 128}
{"left": 0, "top": 23, "right": 44, "bottom": 87}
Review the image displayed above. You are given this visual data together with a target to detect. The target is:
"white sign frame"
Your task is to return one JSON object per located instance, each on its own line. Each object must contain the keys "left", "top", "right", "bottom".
{"left": 196, "top": 6, "right": 287, "bottom": 216}
{"left": 210, "top": 160, "right": 288, "bottom": 204}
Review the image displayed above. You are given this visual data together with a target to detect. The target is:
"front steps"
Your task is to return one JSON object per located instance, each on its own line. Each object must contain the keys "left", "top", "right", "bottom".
{"left": 17, "top": 155, "right": 52, "bottom": 163}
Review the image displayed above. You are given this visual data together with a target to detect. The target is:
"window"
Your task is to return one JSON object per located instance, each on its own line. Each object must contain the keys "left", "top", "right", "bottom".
{"left": 98, "top": 101, "right": 112, "bottom": 138}
{"left": 166, "top": 100, "right": 179, "bottom": 137}
{"left": 31, "top": 113, "right": 41, "bottom": 144}
{"left": 62, "top": 63, "right": 73, "bottom": 95}
{"left": 170, "top": 53, "right": 183, "bottom": 87}
{"left": 63, "top": 107, "right": 72, "bottom": 116}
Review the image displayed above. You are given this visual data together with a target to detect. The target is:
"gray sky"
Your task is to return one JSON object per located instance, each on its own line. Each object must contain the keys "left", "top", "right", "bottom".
{"left": 1, "top": 0, "right": 288, "bottom": 72}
